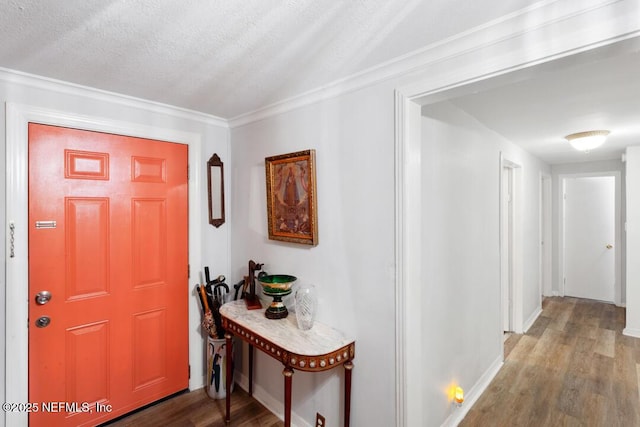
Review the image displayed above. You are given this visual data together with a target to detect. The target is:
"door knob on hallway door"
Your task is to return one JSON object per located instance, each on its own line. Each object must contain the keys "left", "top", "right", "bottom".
{"left": 606, "top": 244, "right": 613, "bottom": 249}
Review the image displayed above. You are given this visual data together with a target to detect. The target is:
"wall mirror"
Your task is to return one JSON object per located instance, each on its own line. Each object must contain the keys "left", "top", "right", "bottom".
{"left": 207, "top": 153, "right": 225, "bottom": 228}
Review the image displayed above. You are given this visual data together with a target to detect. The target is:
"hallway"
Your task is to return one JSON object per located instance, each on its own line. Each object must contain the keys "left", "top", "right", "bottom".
{"left": 460, "top": 297, "right": 639, "bottom": 426}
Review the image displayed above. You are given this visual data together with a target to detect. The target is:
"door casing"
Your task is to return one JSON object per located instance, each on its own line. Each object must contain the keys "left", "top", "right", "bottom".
{"left": 501, "top": 165, "right": 513, "bottom": 332}
{"left": 540, "top": 173, "right": 552, "bottom": 297}
{"left": 500, "top": 157, "right": 524, "bottom": 334}
{"left": 5, "top": 103, "right": 204, "bottom": 426}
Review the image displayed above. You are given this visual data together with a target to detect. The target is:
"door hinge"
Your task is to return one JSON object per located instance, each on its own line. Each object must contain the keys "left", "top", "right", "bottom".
{"left": 188, "top": 364, "right": 191, "bottom": 379}
{"left": 188, "top": 264, "right": 190, "bottom": 279}
{"left": 187, "top": 165, "right": 190, "bottom": 180}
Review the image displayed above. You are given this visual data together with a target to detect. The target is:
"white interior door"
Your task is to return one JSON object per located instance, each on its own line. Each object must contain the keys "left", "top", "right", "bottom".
{"left": 564, "top": 176, "right": 615, "bottom": 302}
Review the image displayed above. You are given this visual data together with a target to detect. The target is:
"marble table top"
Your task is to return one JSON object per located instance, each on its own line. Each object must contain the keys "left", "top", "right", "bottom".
{"left": 220, "top": 300, "right": 354, "bottom": 357}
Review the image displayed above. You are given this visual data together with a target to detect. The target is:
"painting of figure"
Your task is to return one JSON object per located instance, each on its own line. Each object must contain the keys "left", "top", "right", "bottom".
{"left": 265, "top": 150, "right": 318, "bottom": 245}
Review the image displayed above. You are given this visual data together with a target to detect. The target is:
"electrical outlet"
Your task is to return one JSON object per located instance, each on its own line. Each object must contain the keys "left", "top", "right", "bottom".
{"left": 315, "top": 412, "right": 326, "bottom": 427}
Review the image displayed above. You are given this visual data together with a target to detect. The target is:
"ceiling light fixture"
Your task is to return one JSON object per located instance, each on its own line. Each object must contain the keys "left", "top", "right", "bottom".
{"left": 564, "top": 130, "right": 610, "bottom": 152}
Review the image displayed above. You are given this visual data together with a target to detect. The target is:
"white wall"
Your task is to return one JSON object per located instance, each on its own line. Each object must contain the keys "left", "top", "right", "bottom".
{"left": 550, "top": 160, "right": 626, "bottom": 303}
{"left": 227, "top": 82, "right": 548, "bottom": 427}
{"left": 624, "top": 147, "right": 640, "bottom": 336}
{"left": 1, "top": 71, "right": 230, "bottom": 426}
{"left": 230, "top": 81, "right": 398, "bottom": 426}
{"left": 420, "top": 101, "right": 549, "bottom": 425}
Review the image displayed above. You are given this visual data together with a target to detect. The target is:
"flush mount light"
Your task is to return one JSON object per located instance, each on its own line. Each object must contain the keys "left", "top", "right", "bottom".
{"left": 564, "top": 130, "right": 610, "bottom": 152}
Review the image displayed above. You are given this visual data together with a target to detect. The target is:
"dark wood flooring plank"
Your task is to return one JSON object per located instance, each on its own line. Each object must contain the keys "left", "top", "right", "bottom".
{"left": 105, "top": 387, "right": 282, "bottom": 427}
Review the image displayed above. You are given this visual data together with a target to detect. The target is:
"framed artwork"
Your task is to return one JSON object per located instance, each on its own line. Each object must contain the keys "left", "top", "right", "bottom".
{"left": 265, "top": 149, "right": 318, "bottom": 246}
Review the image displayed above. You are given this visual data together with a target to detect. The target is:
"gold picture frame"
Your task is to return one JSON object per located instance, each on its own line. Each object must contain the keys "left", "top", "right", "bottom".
{"left": 265, "top": 149, "right": 318, "bottom": 246}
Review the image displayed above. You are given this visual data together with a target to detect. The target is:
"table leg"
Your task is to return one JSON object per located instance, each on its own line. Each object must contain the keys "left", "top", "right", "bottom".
{"left": 344, "top": 361, "right": 353, "bottom": 427}
{"left": 249, "top": 344, "right": 254, "bottom": 396}
{"left": 225, "top": 332, "right": 233, "bottom": 424}
{"left": 283, "top": 367, "right": 294, "bottom": 427}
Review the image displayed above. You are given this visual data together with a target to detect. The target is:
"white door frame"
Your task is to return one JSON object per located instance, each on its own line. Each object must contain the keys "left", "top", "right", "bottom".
{"left": 5, "top": 103, "right": 204, "bottom": 426}
{"left": 559, "top": 171, "right": 621, "bottom": 305}
{"left": 540, "top": 173, "right": 552, "bottom": 297}
{"left": 500, "top": 156, "right": 524, "bottom": 334}
{"left": 501, "top": 164, "right": 514, "bottom": 332}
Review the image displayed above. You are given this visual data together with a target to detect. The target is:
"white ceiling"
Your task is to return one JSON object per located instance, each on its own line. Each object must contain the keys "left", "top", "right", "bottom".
{"left": 0, "top": 0, "right": 533, "bottom": 119}
{"left": 430, "top": 41, "right": 640, "bottom": 165}
{"left": 0, "top": 1, "right": 638, "bottom": 165}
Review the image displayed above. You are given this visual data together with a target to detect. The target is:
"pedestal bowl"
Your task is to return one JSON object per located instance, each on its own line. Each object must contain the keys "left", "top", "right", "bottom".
{"left": 257, "top": 275, "right": 297, "bottom": 319}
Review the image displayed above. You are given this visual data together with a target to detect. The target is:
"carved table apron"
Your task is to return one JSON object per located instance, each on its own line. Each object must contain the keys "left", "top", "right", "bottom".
{"left": 220, "top": 300, "right": 355, "bottom": 427}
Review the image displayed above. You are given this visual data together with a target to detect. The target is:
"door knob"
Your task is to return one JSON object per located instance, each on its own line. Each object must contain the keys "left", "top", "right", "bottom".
{"left": 35, "top": 316, "right": 51, "bottom": 328}
{"left": 606, "top": 244, "right": 613, "bottom": 249}
{"left": 35, "top": 290, "right": 52, "bottom": 305}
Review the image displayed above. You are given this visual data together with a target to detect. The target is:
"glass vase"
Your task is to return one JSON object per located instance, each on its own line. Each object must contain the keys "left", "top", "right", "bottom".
{"left": 294, "top": 284, "right": 317, "bottom": 330}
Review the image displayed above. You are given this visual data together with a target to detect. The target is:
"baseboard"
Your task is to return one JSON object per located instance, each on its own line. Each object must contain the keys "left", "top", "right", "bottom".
{"left": 523, "top": 307, "right": 543, "bottom": 333}
{"left": 233, "top": 371, "right": 312, "bottom": 427}
{"left": 623, "top": 328, "right": 640, "bottom": 339}
{"left": 440, "top": 355, "right": 503, "bottom": 427}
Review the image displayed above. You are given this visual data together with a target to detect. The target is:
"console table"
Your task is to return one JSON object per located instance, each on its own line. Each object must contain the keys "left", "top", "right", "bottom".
{"left": 220, "top": 300, "right": 355, "bottom": 427}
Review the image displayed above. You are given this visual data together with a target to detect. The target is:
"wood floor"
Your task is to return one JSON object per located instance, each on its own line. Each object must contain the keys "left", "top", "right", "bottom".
{"left": 104, "top": 296, "right": 636, "bottom": 426}
{"left": 103, "top": 387, "right": 281, "bottom": 427}
{"left": 461, "top": 296, "right": 639, "bottom": 427}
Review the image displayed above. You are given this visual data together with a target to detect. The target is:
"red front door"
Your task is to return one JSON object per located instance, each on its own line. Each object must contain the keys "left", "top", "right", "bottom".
{"left": 28, "top": 123, "right": 189, "bottom": 426}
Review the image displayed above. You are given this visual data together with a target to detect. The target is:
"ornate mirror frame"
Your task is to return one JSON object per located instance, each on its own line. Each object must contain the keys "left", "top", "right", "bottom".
{"left": 207, "top": 153, "right": 225, "bottom": 228}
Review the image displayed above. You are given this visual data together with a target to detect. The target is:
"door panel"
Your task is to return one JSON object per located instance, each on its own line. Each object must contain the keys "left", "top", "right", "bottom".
{"left": 132, "top": 198, "right": 167, "bottom": 287}
{"left": 28, "top": 123, "right": 189, "bottom": 426}
{"left": 564, "top": 176, "right": 615, "bottom": 302}
{"left": 133, "top": 309, "right": 167, "bottom": 389}
{"left": 66, "top": 197, "right": 110, "bottom": 298}
{"left": 65, "top": 321, "right": 110, "bottom": 403}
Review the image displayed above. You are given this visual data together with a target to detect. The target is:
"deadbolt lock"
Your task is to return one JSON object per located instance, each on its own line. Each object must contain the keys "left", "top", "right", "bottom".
{"left": 35, "top": 316, "right": 51, "bottom": 328}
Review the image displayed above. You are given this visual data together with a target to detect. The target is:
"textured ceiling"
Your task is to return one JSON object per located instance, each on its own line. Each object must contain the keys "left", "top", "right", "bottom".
{"left": 1, "top": 1, "right": 638, "bottom": 165}
{"left": 0, "top": 0, "right": 534, "bottom": 119}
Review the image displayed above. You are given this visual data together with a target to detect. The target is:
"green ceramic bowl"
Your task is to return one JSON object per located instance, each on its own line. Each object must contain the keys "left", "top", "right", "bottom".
{"left": 258, "top": 274, "right": 297, "bottom": 294}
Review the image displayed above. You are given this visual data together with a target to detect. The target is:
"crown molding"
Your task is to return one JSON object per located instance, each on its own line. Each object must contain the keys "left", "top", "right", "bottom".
{"left": 229, "top": 0, "right": 637, "bottom": 128}
{"left": 0, "top": 67, "right": 229, "bottom": 128}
